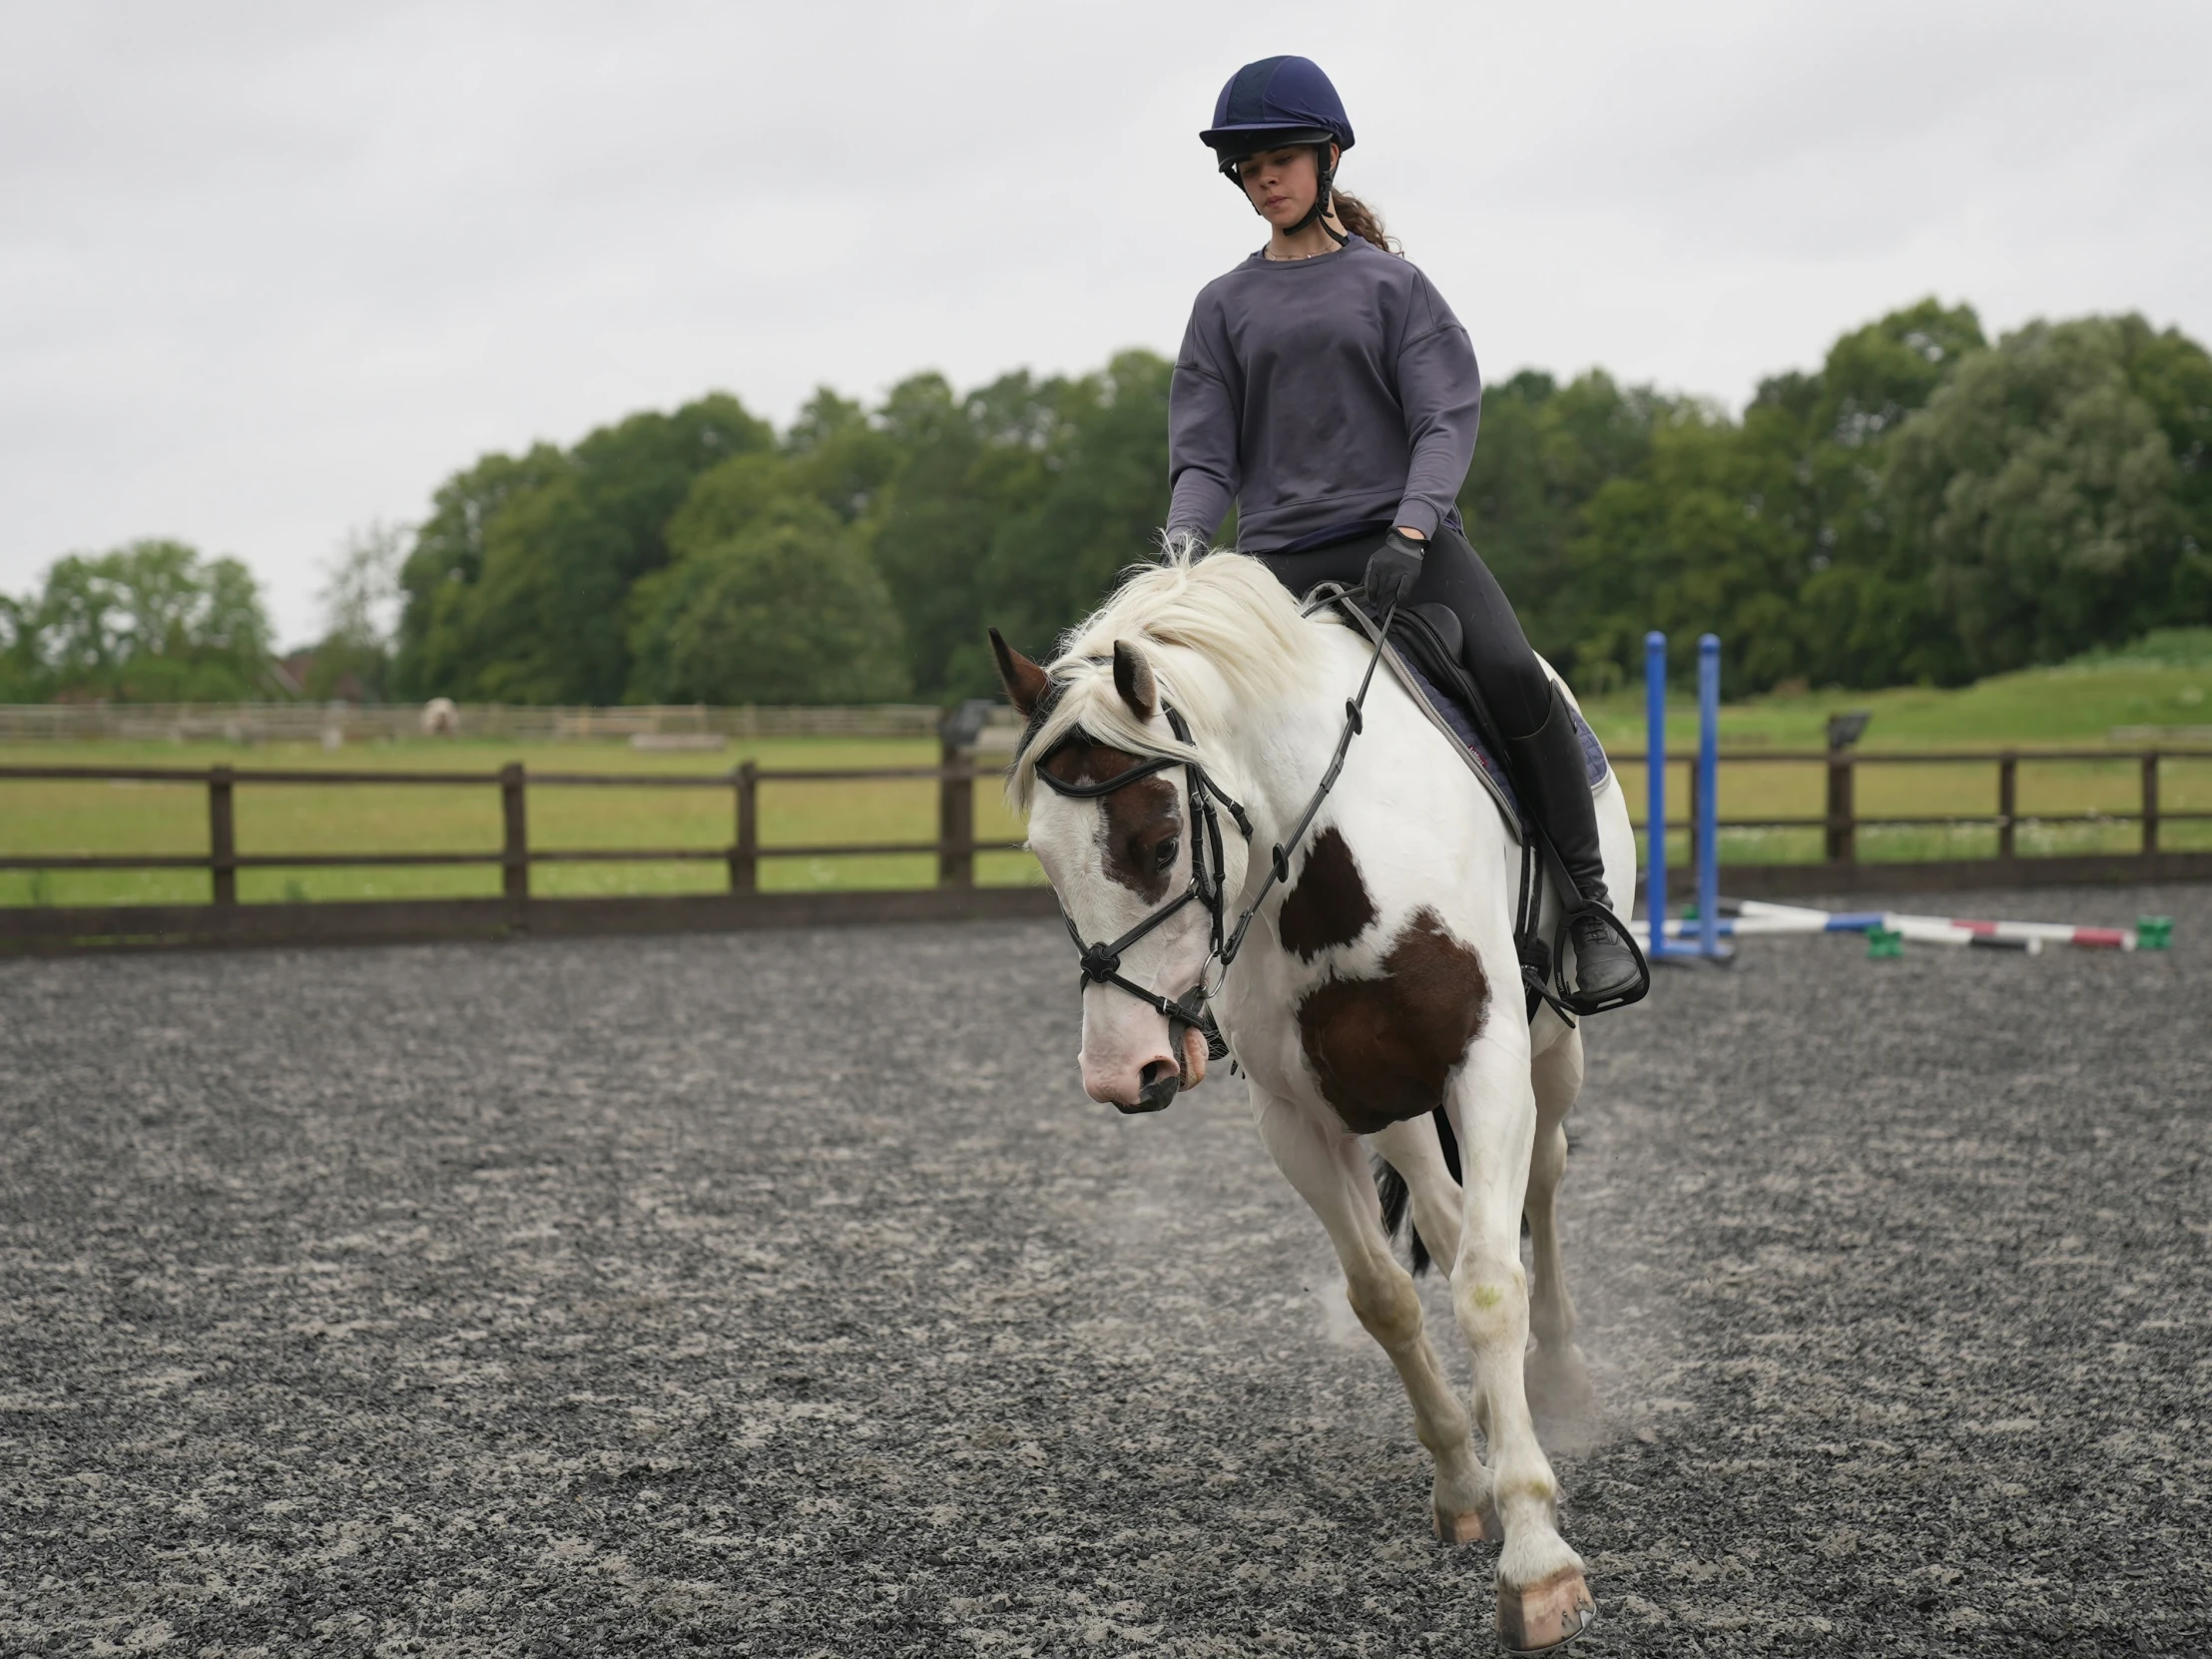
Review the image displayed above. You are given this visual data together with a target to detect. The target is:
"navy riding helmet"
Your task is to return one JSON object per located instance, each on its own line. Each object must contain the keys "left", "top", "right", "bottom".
{"left": 1199, "top": 56, "right": 1355, "bottom": 241}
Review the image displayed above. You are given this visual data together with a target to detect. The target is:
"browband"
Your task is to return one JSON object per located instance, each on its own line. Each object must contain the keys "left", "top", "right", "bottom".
{"left": 1033, "top": 751, "right": 1181, "bottom": 800}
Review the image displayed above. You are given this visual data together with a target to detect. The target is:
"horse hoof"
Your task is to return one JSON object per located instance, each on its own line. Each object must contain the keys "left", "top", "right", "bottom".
{"left": 1496, "top": 1569, "right": 1595, "bottom": 1653}
{"left": 1433, "top": 1505, "right": 1492, "bottom": 1544}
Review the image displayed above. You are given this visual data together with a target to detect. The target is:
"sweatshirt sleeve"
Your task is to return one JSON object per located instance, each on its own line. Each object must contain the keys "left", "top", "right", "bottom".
{"left": 1166, "top": 301, "right": 1239, "bottom": 546}
{"left": 1390, "top": 277, "right": 1481, "bottom": 539}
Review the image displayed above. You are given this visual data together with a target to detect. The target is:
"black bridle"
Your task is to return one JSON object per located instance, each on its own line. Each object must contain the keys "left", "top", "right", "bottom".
{"left": 1024, "top": 609, "right": 1394, "bottom": 1090}
{"left": 1033, "top": 705, "right": 1242, "bottom": 1059}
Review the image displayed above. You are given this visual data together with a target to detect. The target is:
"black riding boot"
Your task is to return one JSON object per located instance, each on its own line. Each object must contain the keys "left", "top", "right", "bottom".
{"left": 1502, "top": 688, "right": 1647, "bottom": 1005}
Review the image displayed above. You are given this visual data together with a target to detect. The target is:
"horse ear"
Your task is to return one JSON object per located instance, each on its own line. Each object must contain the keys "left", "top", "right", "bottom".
{"left": 1112, "top": 640, "right": 1157, "bottom": 721}
{"left": 989, "top": 627, "right": 1049, "bottom": 717}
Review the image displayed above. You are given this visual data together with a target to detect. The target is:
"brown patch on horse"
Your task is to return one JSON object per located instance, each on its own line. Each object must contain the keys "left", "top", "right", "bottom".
{"left": 1278, "top": 827, "right": 1377, "bottom": 961}
{"left": 1296, "top": 907, "right": 1490, "bottom": 1136}
{"left": 1040, "top": 739, "right": 1181, "bottom": 902}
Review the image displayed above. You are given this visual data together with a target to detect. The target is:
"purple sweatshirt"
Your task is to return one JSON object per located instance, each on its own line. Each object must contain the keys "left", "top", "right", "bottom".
{"left": 1166, "top": 234, "right": 1482, "bottom": 551}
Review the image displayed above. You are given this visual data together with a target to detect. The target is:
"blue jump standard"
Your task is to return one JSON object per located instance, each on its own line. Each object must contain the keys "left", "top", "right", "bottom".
{"left": 1644, "top": 630, "right": 1733, "bottom": 963}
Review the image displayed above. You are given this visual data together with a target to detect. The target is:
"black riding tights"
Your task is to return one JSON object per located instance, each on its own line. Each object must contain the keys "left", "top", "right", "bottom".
{"left": 1256, "top": 525, "right": 1552, "bottom": 740}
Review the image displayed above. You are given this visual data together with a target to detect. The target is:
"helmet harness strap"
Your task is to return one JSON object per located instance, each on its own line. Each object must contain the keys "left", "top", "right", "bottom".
{"left": 1290, "top": 142, "right": 1349, "bottom": 244}
{"left": 1232, "top": 142, "right": 1348, "bottom": 245}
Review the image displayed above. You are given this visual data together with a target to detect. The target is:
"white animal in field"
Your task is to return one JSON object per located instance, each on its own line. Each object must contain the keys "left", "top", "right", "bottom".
{"left": 420, "top": 698, "right": 459, "bottom": 738}
{"left": 993, "top": 549, "right": 1633, "bottom": 1653}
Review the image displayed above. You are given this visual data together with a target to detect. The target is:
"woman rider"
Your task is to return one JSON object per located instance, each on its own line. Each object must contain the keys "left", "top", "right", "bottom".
{"left": 1166, "top": 54, "right": 1644, "bottom": 1006}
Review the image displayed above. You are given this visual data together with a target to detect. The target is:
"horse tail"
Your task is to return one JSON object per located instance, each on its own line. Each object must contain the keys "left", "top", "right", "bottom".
{"left": 1374, "top": 1155, "right": 1409, "bottom": 1239}
{"left": 1431, "top": 1105, "right": 1462, "bottom": 1185}
{"left": 1373, "top": 1107, "right": 1464, "bottom": 1279}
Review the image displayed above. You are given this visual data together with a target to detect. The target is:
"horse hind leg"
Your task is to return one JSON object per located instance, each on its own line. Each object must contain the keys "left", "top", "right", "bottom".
{"left": 1522, "top": 1029, "right": 1597, "bottom": 1431}
{"left": 1253, "top": 1094, "right": 1496, "bottom": 1545}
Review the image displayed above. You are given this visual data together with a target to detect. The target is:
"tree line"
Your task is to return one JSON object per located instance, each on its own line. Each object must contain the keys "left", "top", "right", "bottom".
{"left": 6, "top": 298, "right": 2207, "bottom": 705}
{"left": 1482, "top": 301, "right": 2212, "bottom": 693}
{"left": 385, "top": 350, "right": 1178, "bottom": 706}
{"left": 0, "top": 541, "right": 274, "bottom": 703}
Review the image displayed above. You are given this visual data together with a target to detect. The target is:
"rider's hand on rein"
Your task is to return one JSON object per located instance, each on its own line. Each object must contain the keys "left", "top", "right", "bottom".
{"left": 1363, "top": 528, "right": 1425, "bottom": 612}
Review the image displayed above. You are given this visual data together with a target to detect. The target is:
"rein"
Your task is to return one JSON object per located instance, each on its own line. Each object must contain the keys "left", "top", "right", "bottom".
{"left": 1025, "top": 605, "right": 1396, "bottom": 1072}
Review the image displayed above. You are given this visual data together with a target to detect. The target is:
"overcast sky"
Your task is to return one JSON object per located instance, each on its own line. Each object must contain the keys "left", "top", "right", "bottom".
{"left": 5, "top": 0, "right": 2208, "bottom": 645}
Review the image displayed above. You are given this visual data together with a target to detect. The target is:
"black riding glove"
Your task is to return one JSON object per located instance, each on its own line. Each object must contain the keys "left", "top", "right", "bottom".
{"left": 1363, "top": 528, "right": 1424, "bottom": 612}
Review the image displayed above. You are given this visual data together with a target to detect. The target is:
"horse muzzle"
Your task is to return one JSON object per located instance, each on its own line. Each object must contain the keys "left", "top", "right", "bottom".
{"left": 1120, "top": 1058, "right": 1183, "bottom": 1115}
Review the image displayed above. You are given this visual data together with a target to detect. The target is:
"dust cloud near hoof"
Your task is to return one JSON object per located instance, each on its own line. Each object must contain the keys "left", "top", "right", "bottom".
{"left": 1524, "top": 1342, "right": 1603, "bottom": 1450}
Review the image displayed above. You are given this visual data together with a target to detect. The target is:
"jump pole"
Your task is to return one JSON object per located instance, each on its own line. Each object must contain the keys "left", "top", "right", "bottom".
{"left": 1643, "top": 630, "right": 1729, "bottom": 962}
{"left": 1729, "top": 898, "right": 2140, "bottom": 951}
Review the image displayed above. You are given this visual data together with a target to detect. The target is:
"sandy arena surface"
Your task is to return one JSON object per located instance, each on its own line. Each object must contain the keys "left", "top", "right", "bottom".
{"left": 2, "top": 882, "right": 2207, "bottom": 1656}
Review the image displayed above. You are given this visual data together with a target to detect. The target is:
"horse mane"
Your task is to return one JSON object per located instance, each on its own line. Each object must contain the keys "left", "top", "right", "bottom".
{"left": 1006, "top": 545, "right": 1333, "bottom": 813}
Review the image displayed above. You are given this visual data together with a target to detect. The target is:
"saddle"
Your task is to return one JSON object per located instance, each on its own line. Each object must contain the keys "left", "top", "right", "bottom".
{"left": 1318, "top": 596, "right": 1611, "bottom": 841}
{"left": 1315, "top": 591, "right": 1637, "bottom": 1023}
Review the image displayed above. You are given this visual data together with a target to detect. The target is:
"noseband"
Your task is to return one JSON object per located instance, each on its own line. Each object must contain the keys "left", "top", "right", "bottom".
{"left": 1022, "top": 612, "right": 1393, "bottom": 1095}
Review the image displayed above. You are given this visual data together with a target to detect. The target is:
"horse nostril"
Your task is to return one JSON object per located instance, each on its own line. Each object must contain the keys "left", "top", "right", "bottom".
{"left": 1124, "top": 1059, "right": 1181, "bottom": 1115}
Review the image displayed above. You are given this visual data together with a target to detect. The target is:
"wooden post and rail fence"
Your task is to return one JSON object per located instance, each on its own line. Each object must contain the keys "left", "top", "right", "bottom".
{"left": 3, "top": 741, "right": 2209, "bottom": 953}
{"left": 1664, "top": 746, "right": 2212, "bottom": 894}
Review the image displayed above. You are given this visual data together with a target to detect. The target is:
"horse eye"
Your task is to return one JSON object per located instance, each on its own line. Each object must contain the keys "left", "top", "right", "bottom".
{"left": 1155, "top": 835, "right": 1180, "bottom": 870}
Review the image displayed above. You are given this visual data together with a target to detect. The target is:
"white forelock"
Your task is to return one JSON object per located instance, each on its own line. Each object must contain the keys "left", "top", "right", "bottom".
{"left": 1005, "top": 547, "right": 1337, "bottom": 813}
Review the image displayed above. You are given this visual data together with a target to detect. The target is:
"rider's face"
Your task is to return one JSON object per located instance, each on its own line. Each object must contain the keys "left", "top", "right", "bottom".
{"left": 1237, "top": 145, "right": 1334, "bottom": 232}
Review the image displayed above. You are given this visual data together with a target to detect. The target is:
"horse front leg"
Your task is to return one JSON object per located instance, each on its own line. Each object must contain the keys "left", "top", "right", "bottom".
{"left": 1250, "top": 1088, "right": 1496, "bottom": 1544}
{"left": 1446, "top": 1032, "right": 1596, "bottom": 1653}
{"left": 1522, "top": 1028, "right": 1596, "bottom": 1425}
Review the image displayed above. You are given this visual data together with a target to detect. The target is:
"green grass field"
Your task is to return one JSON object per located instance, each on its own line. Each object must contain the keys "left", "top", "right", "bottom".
{"left": 6, "top": 632, "right": 2210, "bottom": 907}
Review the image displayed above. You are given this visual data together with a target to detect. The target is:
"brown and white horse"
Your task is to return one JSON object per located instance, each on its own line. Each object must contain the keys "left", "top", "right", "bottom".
{"left": 992, "top": 549, "right": 1634, "bottom": 1652}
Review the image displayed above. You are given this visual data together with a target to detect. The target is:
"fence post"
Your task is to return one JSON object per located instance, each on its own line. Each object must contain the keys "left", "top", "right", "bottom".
{"left": 2142, "top": 752, "right": 2160, "bottom": 855}
{"left": 1997, "top": 753, "right": 2017, "bottom": 859}
{"left": 938, "top": 738, "right": 974, "bottom": 888}
{"left": 731, "top": 762, "right": 759, "bottom": 892}
{"left": 1825, "top": 753, "right": 1856, "bottom": 866}
{"left": 500, "top": 763, "right": 529, "bottom": 905}
{"left": 936, "top": 700, "right": 993, "bottom": 889}
{"left": 208, "top": 765, "right": 237, "bottom": 905}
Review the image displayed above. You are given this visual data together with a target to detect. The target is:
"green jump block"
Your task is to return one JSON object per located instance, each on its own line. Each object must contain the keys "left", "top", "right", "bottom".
{"left": 2137, "top": 916, "right": 2174, "bottom": 950}
{"left": 1866, "top": 925, "right": 1905, "bottom": 960}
